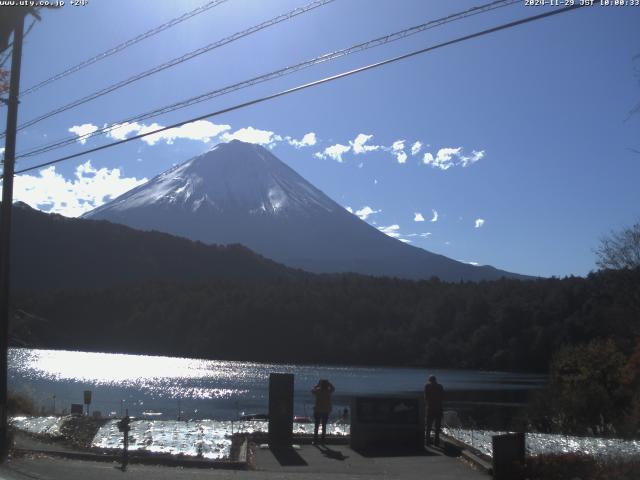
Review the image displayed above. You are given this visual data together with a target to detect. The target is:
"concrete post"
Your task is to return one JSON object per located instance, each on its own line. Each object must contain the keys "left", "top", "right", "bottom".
{"left": 268, "top": 373, "right": 294, "bottom": 446}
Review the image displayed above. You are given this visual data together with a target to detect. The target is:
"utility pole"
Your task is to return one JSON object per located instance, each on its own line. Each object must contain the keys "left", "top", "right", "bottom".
{"left": 0, "top": 12, "right": 25, "bottom": 460}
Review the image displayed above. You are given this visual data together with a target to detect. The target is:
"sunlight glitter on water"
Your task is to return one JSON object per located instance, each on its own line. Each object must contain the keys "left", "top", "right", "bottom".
{"left": 10, "top": 416, "right": 65, "bottom": 438}
{"left": 12, "top": 349, "right": 264, "bottom": 385}
{"left": 444, "top": 428, "right": 640, "bottom": 460}
{"left": 9, "top": 348, "right": 545, "bottom": 420}
{"left": 91, "top": 419, "right": 350, "bottom": 460}
{"left": 11, "top": 349, "right": 257, "bottom": 400}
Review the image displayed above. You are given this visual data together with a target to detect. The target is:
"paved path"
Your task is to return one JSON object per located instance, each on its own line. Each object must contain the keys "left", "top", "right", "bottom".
{"left": 1, "top": 443, "right": 487, "bottom": 480}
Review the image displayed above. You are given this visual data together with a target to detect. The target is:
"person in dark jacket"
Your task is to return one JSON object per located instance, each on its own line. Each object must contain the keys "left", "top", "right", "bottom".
{"left": 424, "top": 375, "right": 444, "bottom": 446}
{"left": 311, "top": 379, "right": 335, "bottom": 444}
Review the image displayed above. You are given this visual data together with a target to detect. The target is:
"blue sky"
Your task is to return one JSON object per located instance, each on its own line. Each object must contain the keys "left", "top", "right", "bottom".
{"left": 1, "top": 0, "right": 639, "bottom": 278}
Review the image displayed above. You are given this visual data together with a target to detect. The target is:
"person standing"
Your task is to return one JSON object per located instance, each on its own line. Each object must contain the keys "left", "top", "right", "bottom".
{"left": 311, "top": 379, "right": 335, "bottom": 444}
{"left": 424, "top": 375, "right": 444, "bottom": 446}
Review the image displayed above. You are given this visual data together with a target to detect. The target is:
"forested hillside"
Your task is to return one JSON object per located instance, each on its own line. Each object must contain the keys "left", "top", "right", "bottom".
{"left": 12, "top": 268, "right": 639, "bottom": 372}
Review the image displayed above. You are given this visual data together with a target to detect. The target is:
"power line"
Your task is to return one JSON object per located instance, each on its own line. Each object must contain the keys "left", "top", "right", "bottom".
{"left": 17, "top": 0, "right": 229, "bottom": 97}
{"left": 9, "top": 3, "right": 588, "bottom": 178}
{"left": 5, "top": 0, "right": 335, "bottom": 137}
{"left": 15, "top": 0, "right": 518, "bottom": 161}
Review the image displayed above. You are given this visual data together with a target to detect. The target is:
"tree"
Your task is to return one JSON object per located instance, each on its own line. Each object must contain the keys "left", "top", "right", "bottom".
{"left": 595, "top": 222, "right": 640, "bottom": 270}
{"left": 547, "top": 339, "right": 630, "bottom": 435}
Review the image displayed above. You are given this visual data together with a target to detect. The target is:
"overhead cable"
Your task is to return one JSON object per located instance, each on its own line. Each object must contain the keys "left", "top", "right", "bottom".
{"left": 18, "top": 0, "right": 229, "bottom": 96}
{"left": 6, "top": 0, "right": 335, "bottom": 137}
{"left": 15, "top": 0, "right": 517, "bottom": 160}
{"left": 8, "top": 3, "right": 588, "bottom": 178}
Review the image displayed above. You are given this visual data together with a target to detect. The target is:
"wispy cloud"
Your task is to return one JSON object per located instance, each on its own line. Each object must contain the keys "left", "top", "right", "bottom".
{"left": 69, "top": 123, "right": 99, "bottom": 144}
{"left": 377, "top": 224, "right": 413, "bottom": 243}
{"left": 423, "top": 147, "right": 485, "bottom": 170}
{"left": 221, "top": 126, "right": 281, "bottom": 146}
{"left": 378, "top": 224, "right": 401, "bottom": 238}
{"left": 460, "top": 150, "right": 485, "bottom": 166}
{"left": 390, "top": 139, "right": 407, "bottom": 164}
{"left": 314, "top": 143, "right": 351, "bottom": 162}
{"left": 106, "top": 122, "right": 144, "bottom": 141}
{"left": 354, "top": 206, "right": 381, "bottom": 220}
{"left": 350, "top": 133, "right": 381, "bottom": 154}
{"left": 424, "top": 147, "right": 461, "bottom": 170}
{"left": 107, "top": 120, "right": 231, "bottom": 145}
{"left": 431, "top": 209, "right": 439, "bottom": 222}
{"left": 310, "top": 132, "right": 482, "bottom": 169}
{"left": 10, "top": 161, "right": 147, "bottom": 217}
{"left": 475, "top": 218, "right": 485, "bottom": 228}
{"left": 287, "top": 132, "right": 317, "bottom": 148}
{"left": 414, "top": 212, "right": 425, "bottom": 222}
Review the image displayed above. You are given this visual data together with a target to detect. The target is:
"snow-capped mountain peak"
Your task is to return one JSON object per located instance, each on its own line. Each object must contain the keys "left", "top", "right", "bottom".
{"left": 94, "top": 140, "right": 337, "bottom": 217}
{"left": 84, "top": 140, "right": 527, "bottom": 281}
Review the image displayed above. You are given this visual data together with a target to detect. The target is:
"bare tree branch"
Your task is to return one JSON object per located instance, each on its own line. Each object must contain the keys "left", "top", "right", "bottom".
{"left": 596, "top": 222, "right": 640, "bottom": 270}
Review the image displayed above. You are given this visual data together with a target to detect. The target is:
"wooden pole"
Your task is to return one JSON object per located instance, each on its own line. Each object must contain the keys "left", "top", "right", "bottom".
{"left": 0, "top": 13, "right": 25, "bottom": 460}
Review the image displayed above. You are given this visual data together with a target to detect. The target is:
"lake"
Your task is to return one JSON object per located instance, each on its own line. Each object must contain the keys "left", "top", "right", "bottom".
{"left": 9, "top": 348, "right": 545, "bottom": 421}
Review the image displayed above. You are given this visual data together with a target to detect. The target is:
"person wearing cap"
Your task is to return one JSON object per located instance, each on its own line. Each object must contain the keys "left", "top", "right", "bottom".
{"left": 424, "top": 375, "right": 444, "bottom": 446}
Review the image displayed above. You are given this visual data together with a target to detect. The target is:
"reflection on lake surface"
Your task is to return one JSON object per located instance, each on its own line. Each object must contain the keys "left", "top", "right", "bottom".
{"left": 9, "top": 348, "right": 545, "bottom": 420}
{"left": 12, "top": 416, "right": 639, "bottom": 461}
{"left": 444, "top": 428, "right": 640, "bottom": 460}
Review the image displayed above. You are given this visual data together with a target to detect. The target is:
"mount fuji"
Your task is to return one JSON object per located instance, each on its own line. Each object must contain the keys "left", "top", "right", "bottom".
{"left": 84, "top": 140, "right": 527, "bottom": 281}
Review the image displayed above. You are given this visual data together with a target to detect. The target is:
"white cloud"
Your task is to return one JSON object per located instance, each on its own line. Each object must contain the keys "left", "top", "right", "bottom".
{"left": 378, "top": 224, "right": 401, "bottom": 238}
{"left": 107, "top": 120, "right": 230, "bottom": 145}
{"left": 106, "top": 122, "right": 143, "bottom": 141}
{"left": 345, "top": 206, "right": 353, "bottom": 213}
{"left": 460, "top": 150, "right": 485, "bottom": 167}
{"left": 350, "top": 133, "right": 381, "bottom": 154}
{"left": 432, "top": 147, "right": 462, "bottom": 170}
{"left": 411, "top": 141, "right": 422, "bottom": 156}
{"left": 314, "top": 143, "right": 351, "bottom": 162}
{"left": 414, "top": 212, "right": 425, "bottom": 222}
{"left": 390, "top": 139, "right": 407, "bottom": 164}
{"left": 68, "top": 123, "right": 98, "bottom": 144}
{"left": 10, "top": 160, "right": 147, "bottom": 217}
{"left": 288, "top": 132, "right": 317, "bottom": 148}
{"left": 467, "top": 261, "right": 480, "bottom": 266}
{"left": 422, "top": 152, "right": 434, "bottom": 164}
{"left": 475, "top": 218, "right": 485, "bottom": 228}
{"left": 423, "top": 147, "right": 485, "bottom": 170}
{"left": 354, "top": 206, "right": 381, "bottom": 220}
{"left": 392, "top": 139, "right": 405, "bottom": 151}
{"left": 220, "top": 126, "right": 280, "bottom": 146}
{"left": 407, "top": 232, "right": 432, "bottom": 238}
{"left": 431, "top": 209, "right": 439, "bottom": 222}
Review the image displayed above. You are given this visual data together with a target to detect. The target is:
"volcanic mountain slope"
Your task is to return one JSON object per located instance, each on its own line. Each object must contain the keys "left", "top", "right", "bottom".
{"left": 84, "top": 140, "right": 528, "bottom": 281}
{"left": 11, "top": 202, "right": 298, "bottom": 290}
